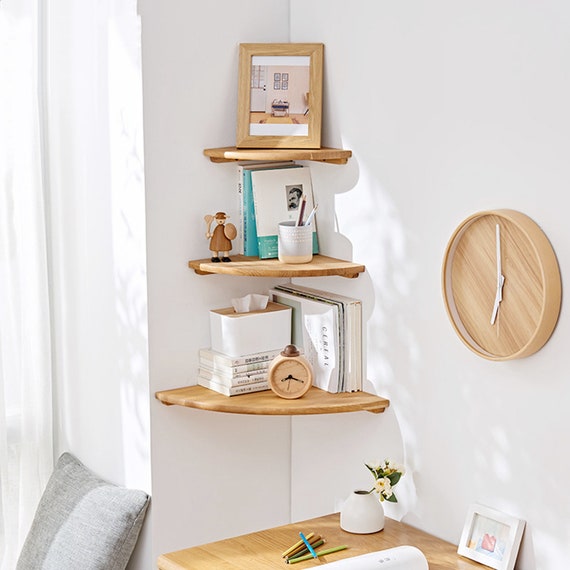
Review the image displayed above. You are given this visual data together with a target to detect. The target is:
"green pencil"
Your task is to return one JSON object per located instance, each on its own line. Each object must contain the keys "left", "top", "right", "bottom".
{"left": 287, "top": 545, "right": 348, "bottom": 564}
{"left": 286, "top": 539, "right": 325, "bottom": 561}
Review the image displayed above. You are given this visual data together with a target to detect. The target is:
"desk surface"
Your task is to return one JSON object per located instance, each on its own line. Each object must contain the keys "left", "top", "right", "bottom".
{"left": 157, "top": 513, "right": 482, "bottom": 569}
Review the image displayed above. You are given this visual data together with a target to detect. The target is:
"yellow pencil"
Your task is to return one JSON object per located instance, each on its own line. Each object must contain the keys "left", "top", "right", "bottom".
{"left": 281, "top": 532, "right": 315, "bottom": 557}
{"left": 287, "top": 545, "right": 348, "bottom": 564}
{"left": 284, "top": 534, "right": 321, "bottom": 558}
{"left": 286, "top": 539, "right": 325, "bottom": 561}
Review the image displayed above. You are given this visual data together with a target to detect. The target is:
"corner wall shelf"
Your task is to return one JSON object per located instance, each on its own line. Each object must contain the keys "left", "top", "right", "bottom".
{"left": 155, "top": 385, "right": 389, "bottom": 415}
{"left": 189, "top": 254, "right": 365, "bottom": 278}
{"left": 203, "top": 147, "right": 352, "bottom": 165}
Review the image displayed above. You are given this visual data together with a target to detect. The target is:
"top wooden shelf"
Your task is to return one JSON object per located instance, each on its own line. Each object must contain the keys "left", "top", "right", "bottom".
{"left": 188, "top": 254, "right": 365, "bottom": 279}
{"left": 203, "top": 147, "right": 352, "bottom": 165}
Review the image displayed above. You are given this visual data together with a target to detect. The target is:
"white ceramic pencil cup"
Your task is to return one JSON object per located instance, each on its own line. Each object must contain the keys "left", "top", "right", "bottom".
{"left": 278, "top": 221, "right": 313, "bottom": 264}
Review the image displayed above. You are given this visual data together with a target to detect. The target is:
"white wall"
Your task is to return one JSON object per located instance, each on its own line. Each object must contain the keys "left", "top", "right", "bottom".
{"left": 139, "top": 0, "right": 294, "bottom": 563}
{"left": 141, "top": 1, "right": 570, "bottom": 569}
{"left": 291, "top": 2, "right": 570, "bottom": 569}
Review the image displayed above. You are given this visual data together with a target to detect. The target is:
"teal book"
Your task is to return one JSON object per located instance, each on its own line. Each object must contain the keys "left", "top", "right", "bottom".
{"left": 240, "top": 162, "right": 299, "bottom": 256}
{"left": 251, "top": 165, "right": 318, "bottom": 259}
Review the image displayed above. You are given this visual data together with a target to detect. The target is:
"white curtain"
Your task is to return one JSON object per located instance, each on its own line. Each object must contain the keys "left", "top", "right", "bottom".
{"left": 0, "top": 0, "right": 146, "bottom": 566}
{"left": 0, "top": 1, "right": 54, "bottom": 566}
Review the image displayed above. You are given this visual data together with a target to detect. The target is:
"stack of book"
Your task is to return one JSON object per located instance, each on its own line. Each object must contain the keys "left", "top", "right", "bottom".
{"left": 197, "top": 347, "right": 282, "bottom": 396}
{"left": 269, "top": 284, "right": 362, "bottom": 394}
{"left": 236, "top": 161, "right": 319, "bottom": 259}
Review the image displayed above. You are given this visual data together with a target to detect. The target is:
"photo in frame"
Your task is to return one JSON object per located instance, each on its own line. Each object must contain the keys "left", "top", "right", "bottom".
{"left": 457, "top": 504, "right": 525, "bottom": 570}
{"left": 236, "top": 43, "right": 323, "bottom": 149}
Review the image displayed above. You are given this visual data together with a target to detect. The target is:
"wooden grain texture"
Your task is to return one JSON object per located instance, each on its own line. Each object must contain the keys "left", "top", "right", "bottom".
{"left": 442, "top": 209, "right": 561, "bottom": 360}
{"left": 203, "top": 147, "right": 352, "bottom": 164}
{"left": 157, "top": 514, "right": 483, "bottom": 570}
{"left": 155, "top": 385, "right": 389, "bottom": 415}
{"left": 188, "top": 254, "right": 365, "bottom": 278}
{"left": 236, "top": 43, "right": 323, "bottom": 149}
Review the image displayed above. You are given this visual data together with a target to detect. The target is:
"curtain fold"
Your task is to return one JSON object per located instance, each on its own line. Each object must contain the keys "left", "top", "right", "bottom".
{"left": 0, "top": 1, "right": 54, "bottom": 566}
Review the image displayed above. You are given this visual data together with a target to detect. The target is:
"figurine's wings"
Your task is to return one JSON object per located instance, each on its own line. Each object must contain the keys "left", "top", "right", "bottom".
{"left": 224, "top": 223, "right": 237, "bottom": 240}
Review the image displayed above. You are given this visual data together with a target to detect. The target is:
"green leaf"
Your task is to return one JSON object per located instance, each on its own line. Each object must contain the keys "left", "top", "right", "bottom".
{"left": 388, "top": 472, "right": 402, "bottom": 486}
{"left": 364, "top": 464, "right": 377, "bottom": 478}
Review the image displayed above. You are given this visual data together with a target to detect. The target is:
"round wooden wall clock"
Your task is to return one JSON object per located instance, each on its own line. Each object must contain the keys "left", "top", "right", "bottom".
{"left": 267, "top": 345, "right": 313, "bottom": 399}
{"left": 442, "top": 209, "right": 562, "bottom": 361}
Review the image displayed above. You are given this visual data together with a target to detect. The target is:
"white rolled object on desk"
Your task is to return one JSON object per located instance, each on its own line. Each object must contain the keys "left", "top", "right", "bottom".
{"left": 319, "top": 545, "right": 428, "bottom": 569}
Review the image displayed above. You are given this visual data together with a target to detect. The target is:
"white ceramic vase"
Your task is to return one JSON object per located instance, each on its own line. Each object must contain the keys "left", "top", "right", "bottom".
{"left": 340, "top": 490, "right": 385, "bottom": 534}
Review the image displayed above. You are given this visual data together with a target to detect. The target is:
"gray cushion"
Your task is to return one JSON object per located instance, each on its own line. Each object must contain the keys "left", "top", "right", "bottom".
{"left": 17, "top": 452, "right": 150, "bottom": 570}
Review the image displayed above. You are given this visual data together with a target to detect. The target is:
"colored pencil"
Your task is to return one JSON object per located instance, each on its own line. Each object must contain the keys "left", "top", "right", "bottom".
{"left": 284, "top": 534, "right": 321, "bottom": 559}
{"left": 287, "top": 545, "right": 348, "bottom": 564}
{"left": 281, "top": 532, "right": 315, "bottom": 558}
{"left": 299, "top": 532, "right": 317, "bottom": 558}
{"left": 286, "top": 539, "right": 325, "bottom": 561}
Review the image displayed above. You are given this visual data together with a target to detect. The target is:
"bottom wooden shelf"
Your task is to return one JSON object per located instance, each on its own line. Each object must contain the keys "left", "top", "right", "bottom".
{"left": 155, "top": 385, "right": 389, "bottom": 415}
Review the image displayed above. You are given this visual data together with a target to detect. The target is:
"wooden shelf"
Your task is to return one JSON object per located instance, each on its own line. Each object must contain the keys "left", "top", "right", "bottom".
{"left": 155, "top": 385, "right": 390, "bottom": 415}
{"left": 188, "top": 254, "right": 365, "bottom": 278}
{"left": 203, "top": 146, "right": 352, "bottom": 164}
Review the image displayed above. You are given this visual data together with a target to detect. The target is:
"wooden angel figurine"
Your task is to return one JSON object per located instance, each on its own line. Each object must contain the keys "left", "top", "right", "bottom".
{"left": 204, "top": 212, "right": 237, "bottom": 262}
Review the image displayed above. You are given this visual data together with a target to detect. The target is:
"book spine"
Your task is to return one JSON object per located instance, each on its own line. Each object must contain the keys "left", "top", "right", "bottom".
{"left": 198, "top": 369, "right": 268, "bottom": 387}
{"left": 236, "top": 165, "right": 245, "bottom": 254}
{"left": 198, "top": 348, "right": 281, "bottom": 367}
{"left": 198, "top": 377, "right": 269, "bottom": 396}
{"left": 242, "top": 169, "right": 259, "bottom": 256}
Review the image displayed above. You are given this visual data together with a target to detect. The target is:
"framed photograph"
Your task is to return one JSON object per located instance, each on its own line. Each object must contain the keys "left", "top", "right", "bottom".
{"left": 236, "top": 43, "right": 323, "bottom": 149}
{"left": 457, "top": 504, "right": 525, "bottom": 570}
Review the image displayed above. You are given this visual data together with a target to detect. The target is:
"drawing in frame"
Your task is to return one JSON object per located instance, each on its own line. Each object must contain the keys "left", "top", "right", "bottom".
{"left": 236, "top": 43, "right": 323, "bottom": 149}
{"left": 457, "top": 504, "right": 525, "bottom": 570}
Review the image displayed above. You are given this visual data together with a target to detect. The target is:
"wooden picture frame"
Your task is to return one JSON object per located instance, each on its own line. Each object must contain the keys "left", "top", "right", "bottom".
{"left": 236, "top": 43, "right": 323, "bottom": 149}
{"left": 457, "top": 504, "right": 525, "bottom": 570}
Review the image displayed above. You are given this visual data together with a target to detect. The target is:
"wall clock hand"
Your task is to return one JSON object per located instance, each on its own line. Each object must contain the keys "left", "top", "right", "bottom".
{"left": 490, "top": 224, "right": 505, "bottom": 325}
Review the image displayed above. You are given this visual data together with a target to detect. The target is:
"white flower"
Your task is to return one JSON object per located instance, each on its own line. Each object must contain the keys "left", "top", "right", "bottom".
{"left": 374, "top": 477, "right": 393, "bottom": 499}
{"left": 387, "top": 460, "right": 405, "bottom": 475}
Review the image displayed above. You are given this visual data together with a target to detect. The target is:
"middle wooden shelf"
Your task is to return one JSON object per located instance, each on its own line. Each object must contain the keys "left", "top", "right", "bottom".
{"left": 188, "top": 254, "right": 365, "bottom": 278}
{"left": 155, "top": 385, "right": 390, "bottom": 416}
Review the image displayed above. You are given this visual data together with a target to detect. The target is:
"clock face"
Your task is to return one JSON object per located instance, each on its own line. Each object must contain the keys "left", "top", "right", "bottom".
{"left": 268, "top": 354, "right": 313, "bottom": 399}
{"left": 442, "top": 210, "right": 561, "bottom": 360}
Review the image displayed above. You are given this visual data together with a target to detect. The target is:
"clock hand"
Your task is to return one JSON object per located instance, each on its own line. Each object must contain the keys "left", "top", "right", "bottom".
{"left": 490, "top": 224, "right": 505, "bottom": 325}
{"left": 280, "top": 374, "right": 304, "bottom": 384}
{"left": 281, "top": 374, "right": 293, "bottom": 391}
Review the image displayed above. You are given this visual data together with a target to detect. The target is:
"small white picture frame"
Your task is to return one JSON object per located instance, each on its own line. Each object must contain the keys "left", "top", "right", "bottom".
{"left": 457, "top": 504, "right": 525, "bottom": 570}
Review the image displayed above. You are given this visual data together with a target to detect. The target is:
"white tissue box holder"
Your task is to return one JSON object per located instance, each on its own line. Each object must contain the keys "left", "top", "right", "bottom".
{"left": 209, "top": 301, "right": 292, "bottom": 357}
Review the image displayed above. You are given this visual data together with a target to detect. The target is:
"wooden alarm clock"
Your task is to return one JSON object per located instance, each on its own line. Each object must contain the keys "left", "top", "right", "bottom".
{"left": 267, "top": 345, "right": 313, "bottom": 399}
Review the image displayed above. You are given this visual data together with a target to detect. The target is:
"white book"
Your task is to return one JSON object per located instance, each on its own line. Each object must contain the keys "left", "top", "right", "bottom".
{"left": 198, "top": 347, "right": 281, "bottom": 367}
{"left": 198, "top": 368, "right": 268, "bottom": 387}
{"left": 251, "top": 165, "right": 318, "bottom": 259}
{"left": 198, "top": 357, "right": 269, "bottom": 377}
{"left": 197, "top": 376, "right": 270, "bottom": 396}
{"left": 269, "top": 288, "right": 340, "bottom": 393}
{"left": 275, "top": 284, "right": 362, "bottom": 392}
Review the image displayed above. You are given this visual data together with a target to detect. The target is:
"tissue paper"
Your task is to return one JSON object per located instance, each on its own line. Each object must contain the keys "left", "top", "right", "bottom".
{"left": 231, "top": 293, "right": 269, "bottom": 313}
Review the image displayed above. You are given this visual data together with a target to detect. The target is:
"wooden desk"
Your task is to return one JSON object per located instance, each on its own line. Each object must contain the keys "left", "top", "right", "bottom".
{"left": 157, "top": 513, "right": 482, "bottom": 569}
